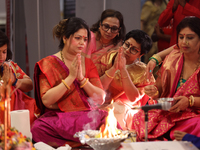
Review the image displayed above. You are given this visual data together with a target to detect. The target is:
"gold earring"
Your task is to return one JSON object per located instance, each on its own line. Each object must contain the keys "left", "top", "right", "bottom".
{"left": 63, "top": 40, "right": 65, "bottom": 44}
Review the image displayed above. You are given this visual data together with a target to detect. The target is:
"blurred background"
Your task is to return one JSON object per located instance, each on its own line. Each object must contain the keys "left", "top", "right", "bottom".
{"left": 0, "top": 0, "right": 148, "bottom": 97}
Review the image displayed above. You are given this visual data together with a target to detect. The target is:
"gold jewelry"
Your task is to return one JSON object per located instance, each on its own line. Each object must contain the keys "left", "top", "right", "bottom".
{"left": 186, "top": 41, "right": 189, "bottom": 46}
{"left": 153, "top": 85, "right": 159, "bottom": 97}
{"left": 80, "top": 78, "right": 88, "bottom": 88}
{"left": 60, "top": 51, "right": 65, "bottom": 65}
{"left": 105, "top": 70, "right": 114, "bottom": 79}
{"left": 152, "top": 54, "right": 162, "bottom": 65}
{"left": 189, "top": 95, "right": 194, "bottom": 107}
{"left": 153, "top": 90, "right": 159, "bottom": 97}
{"left": 179, "top": 58, "right": 200, "bottom": 89}
{"left": 62, "top": 80, "right": 70, "bottom": 90}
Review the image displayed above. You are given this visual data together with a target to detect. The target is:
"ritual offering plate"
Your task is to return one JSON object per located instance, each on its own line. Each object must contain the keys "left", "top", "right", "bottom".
{"left": 157, "top": 98, "right": 176, "bottom": 110}
{"left": 74, "top": 129, "right": 130, "bottom": 150}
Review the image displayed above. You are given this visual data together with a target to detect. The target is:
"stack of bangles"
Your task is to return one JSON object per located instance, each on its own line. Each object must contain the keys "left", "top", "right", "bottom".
{"left": 149, "top": 54, "right": 162, "bottom": 66}
{"left": 188, "top": 95, "right": 194, "bottom": 107}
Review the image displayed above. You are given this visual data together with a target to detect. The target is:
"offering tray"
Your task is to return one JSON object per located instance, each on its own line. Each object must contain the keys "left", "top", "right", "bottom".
{"left": 157, "top": 98, "right": 176, "bottom": 110}
{"left": 74, "top": 130, "right": 130, "bottom": 150}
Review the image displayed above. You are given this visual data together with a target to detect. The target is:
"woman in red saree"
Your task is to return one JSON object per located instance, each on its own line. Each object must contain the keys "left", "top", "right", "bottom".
{"left": 0, "top": 30, "right": 36, "bottom": 125}
{"left": 31, "top": 18, "right": 111, "bottom": 148}
{"left": 132, "top": 17, "right": 200, "bottom": 141}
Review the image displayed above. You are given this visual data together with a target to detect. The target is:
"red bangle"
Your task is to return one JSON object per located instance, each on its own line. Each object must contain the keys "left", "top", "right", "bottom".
{"left": 79, "top": 77, "right": 85, "bottom": 82}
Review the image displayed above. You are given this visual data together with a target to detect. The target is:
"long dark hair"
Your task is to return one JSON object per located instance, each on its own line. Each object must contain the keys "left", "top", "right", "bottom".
{"left": 90, "top": 9, "right": 126, "bottom": 46}
{"left": 53, "top": 17, "right": 91, "bottom": 50}
{"left": 0, "top": 30, "right": 12, "bottom": 60}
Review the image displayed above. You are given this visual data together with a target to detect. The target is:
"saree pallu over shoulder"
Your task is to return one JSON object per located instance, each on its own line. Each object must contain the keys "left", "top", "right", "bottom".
{"left": 159, "top": 48, "right": 183, "bottom": 97}
{"left": 160, "top": 48, "right": 200, "bottom": 98}
{"left": 34, "top": 55, "right": 102, "bottom": 114}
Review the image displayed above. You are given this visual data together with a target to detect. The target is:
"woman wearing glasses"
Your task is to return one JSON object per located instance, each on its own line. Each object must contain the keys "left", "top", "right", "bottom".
{"left": 82, "top": 9, "right": 126, "bottom": 60}
{"left": 95, "top": 30, "right": 155, "bottom": 130}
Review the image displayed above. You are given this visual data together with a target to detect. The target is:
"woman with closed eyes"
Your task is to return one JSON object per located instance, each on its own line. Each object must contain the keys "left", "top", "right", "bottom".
{"left": 133, "top": 17, "right": 200, "bottom": 142}
{"left": 31, "top": 17, "right": 110, "bottom": 148}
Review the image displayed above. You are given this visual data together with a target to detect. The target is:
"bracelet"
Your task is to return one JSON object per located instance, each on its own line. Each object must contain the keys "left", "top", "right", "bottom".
{"left": 150, "top": 58, "right": 157, "bottom": 64}
{"left": 149, "top": 54, "right": 162, "bottom": 66}
{"left": 79, "top": 77, "right": 85, "bottom": 82}
{"left": 12, "top": 78, "right": 18, "bottom": 86}
{"left": 80, "top": 78, "right": 88, "bottom": 88}
{"left": 62, "top": 80, "right": 71, "bottom": 90}
{"left": 153, "top": 90, "right": 159, "bottom": 97}
{"left": 152, "top": 54, "right": 162, "bottom": 64}
{"left": 149, "top": 57, "right": 159, "bottom": 66}
{"left": 153, "top": 85, "right": 159, "bottom": 96}
{"left": 189, "top": 95, "right": 194, "bottom": 107}
{"left": 105, "top": 70, "right": 114, "bottom": 79}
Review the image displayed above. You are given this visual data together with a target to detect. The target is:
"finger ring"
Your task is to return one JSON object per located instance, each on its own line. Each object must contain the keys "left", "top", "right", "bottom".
{"left": 149, "top": 70, "right": 152, "bottom": 73}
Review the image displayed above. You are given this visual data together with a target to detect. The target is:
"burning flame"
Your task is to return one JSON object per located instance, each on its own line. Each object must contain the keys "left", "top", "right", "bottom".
{"left": 97, "top": 100, "right": 121, "bottom": 138}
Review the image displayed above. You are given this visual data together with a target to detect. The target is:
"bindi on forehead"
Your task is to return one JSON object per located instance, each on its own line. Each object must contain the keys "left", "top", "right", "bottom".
{"left": 74, "top": 34, "right": 87, "bottom": 38}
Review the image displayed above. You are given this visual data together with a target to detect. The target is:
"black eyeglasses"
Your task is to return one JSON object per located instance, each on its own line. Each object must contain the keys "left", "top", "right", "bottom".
{"left": 123, "top": 41, "right": 140, "bottom": 55}
{"left": 101, "top": 23, "right": 120, "bottom": 33}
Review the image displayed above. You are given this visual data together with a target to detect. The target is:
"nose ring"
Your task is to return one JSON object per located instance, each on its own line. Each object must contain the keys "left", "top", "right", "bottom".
{"left": 186, "top": 41, "right": 189, "bottom": 46}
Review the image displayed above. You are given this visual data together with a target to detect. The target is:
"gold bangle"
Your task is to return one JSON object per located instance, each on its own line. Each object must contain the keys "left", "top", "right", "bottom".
{"left": 189, "top": 95, "right": 194, "bottom": 107}
{"left": 80, "top": 78, "right": 88, "bottom": 88}
{"left": 105, "top": 70, "right": 114, "bottom": 79}
{"left": 153, "top": 90, "right": 159, "bottom": 97}
{"left": 152, "top": 54, "right": 162, "bottom": 65}
{"left": 62, "top": 80, "right": 70, "bottom": 90}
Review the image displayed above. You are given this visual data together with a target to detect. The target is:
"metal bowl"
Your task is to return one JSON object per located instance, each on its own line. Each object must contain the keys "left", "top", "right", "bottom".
{"left": 157, "top": 98, "right": 176, "bottom": 110}
{"left": 74, "top": 130, "right": 129, "bottom": 150}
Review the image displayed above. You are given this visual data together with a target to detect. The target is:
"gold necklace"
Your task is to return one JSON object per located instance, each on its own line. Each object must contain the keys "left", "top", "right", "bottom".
{"left": 60, "top": 50, "right": 65, "bottom": 65}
